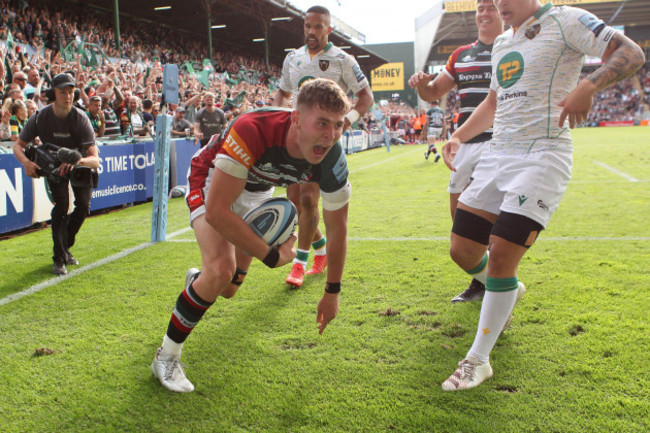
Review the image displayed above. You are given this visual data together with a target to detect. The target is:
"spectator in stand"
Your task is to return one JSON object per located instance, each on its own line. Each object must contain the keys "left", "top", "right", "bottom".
{"left": 183, "top": 91, "right": 201, "bottom": 124}
{"left": 141, "top": 98, "right": 154, "bottom": 124}
{"left": 9, "top": 99, "right": 28, "bottom": 141}
{"left": 118, "top": 96, "right": 146, "bottom": 136}
{"left": 24, "top": 68, "right": 39, "bottom": 98}
{"left": 101, "top": 95, "right": 121, "bottom": 138}
{"left": 12, "top": 71, "right": 28, "bottom": 93}
{"left": 86, "top": 95, "right": 105, "bottom": 138}
{"left": 170, "top": 106, "right": 192, "bottom": 138}
{"left": 0, "top": 107, "right": 12, "bottom": 141}
{"left": 194, "top": 92, "right": 226, "bottom": 147}
{"left": 25, "top": 99, "right": 37, "bottom": 118}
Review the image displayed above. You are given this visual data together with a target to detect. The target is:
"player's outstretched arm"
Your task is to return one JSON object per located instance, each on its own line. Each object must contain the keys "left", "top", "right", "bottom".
{"left": 408, "top": 71, "right": 455, "bottom": 102}
{"left": 559, "top": 33, "right": 645, "bottom": 128}
{"left": 316, "top": 203, "right": 348, "bottom": 334}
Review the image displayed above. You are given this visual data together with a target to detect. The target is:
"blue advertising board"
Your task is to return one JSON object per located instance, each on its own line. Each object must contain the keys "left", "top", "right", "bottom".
{"left": 0, "top": 154, "right": 34, "bottom": 233}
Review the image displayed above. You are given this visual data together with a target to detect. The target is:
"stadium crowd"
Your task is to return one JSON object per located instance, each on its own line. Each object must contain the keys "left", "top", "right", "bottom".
{"left": 0, "top": 0, "right": 648, "bottom": 147}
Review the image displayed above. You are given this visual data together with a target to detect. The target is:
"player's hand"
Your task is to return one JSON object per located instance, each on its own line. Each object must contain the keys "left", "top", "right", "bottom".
{"left": 442, "top": 137, "right": 461, "bottom": 172}
{"left": 276, "top": 234, "right": 297, "bottom": 267}
{"left": 558, "top": 80, "right": 596, "bottom": 129}
{"left": 407, "top": 71, "right": 435, "bottom": 90}
{"left": 317, "top": 292, "right": 339, "bottom": 335}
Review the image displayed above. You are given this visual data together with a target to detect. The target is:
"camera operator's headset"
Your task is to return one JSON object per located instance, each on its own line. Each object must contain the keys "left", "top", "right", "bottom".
{"left": 44, "top": 87, "right": 80, "bottom": 103}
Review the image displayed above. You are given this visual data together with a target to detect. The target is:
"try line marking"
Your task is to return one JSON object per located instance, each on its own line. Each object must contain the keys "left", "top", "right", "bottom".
{"left": 168, "top": 236, "right": 650, "bottom": 243}
{"left": 592, "top": 160, "right": 640, "bottom": 182}
{"left": 0, "top": 227, "right": 192, "bottom": 308}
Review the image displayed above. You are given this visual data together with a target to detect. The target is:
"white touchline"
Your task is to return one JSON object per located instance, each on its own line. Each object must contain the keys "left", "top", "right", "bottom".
{"left": 592, "top": 160, "right": 640, "bottom": 182}
{"left": 0, "top": 227, "right": 192, "bottom": 307}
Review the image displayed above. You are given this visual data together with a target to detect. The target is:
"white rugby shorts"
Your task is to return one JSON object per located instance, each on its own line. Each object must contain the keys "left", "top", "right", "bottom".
{"left": 186, "top": 164, "right": 274, "bottom": 226}
{"left": 427, "top": 127, "right": 443, "bottom": 141}
{"left": 458, "top": 149, "right": 572, "bottom": 228}
{"left": 448, "top": 140, "right": 491, "bottom": 194}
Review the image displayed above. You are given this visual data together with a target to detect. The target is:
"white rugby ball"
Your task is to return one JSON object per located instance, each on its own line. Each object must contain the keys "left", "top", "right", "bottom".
{"left": 243, "top": 197, "right": 298, "bottom": 247}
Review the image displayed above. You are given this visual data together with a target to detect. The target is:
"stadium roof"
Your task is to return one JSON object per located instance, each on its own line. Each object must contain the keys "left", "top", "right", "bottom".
{"left": 426, "top": 0, "right": 650, "bottom": 64}
{"left": 78, "top": 0, "right": 388, "bottom": 74}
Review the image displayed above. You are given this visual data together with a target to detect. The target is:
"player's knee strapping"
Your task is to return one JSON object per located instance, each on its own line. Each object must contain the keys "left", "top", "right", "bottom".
{"left": 452, "top": 208, "right": 493, "bottom": 245}
{"left": 492, "top": 211, "right": 543, "bottom": 248}
{"left": 166, "top": 280, "right": 214, "bottom": 344}
{"left": 230, "top": 267, "right": 248, "bottom": 286}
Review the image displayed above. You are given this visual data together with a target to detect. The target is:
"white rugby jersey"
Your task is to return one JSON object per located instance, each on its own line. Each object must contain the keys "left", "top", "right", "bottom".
{"left": 489, "top": 3, "right": 615, "bottom": 154}
{"left": 278, "top": 42, "right": 369, "bottom": 95}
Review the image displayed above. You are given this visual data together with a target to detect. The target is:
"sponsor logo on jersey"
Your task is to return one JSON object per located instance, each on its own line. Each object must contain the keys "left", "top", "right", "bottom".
{"left": 518, "top": 194, "right": 528, "bottom": 206}
{"left": 497, "top": 90, "right": 528, "bottom": 101}
{"left": 352, "top": 64, "right": 365, "bottom": 83}
{"left": 478, "top": 50, "right": 491, "bottom": 56}
{"left": 186, "top": 189, "right": 204, "bottom": 211}
{"left": 497, "top": 52, "right": 524, "bottom": 89}
{"left": 578, "top": 12, "right": 605, "bottom": 37}
{"left": 537, "top": 199, "right": 549, "bottom": 211}
{"left": 462, "top": 55, "right": 476, "bottom": 62}
{"left": 319, "top": 60, "right": 330, "bottom": 71}
{"left": 223, "top": 128, "right": 253, "bottom": 168}
{"left": 525, "top": 24, "right": 541, "bottom": 40}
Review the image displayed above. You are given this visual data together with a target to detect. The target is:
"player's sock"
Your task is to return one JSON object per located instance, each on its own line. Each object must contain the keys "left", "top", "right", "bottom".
{"left": 465, "top": 252, "right": 488, "bottom": 285}
{"left": 312, "top": 236, "right": 326, "bottom": 256}
{"left": 466, "top": 276, "right": 519, "bottom": 364}
{"left": 164, "top": 280, "right": 214, "bottom": 350}
{"left": 293, "top": 249, "right": 309, "bottom": 269}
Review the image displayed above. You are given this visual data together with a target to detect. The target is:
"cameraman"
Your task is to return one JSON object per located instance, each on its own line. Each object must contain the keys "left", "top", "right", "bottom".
{"left": 13, "top": 73, "right": 100, "bottom": 276}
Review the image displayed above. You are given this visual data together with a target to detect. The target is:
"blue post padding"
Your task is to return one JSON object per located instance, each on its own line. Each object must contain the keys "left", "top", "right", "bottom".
{"left": 162, "top": 65, "right": 179, "bottom": 105}
{"left": 151, "top": 114, "right": 172, "bottom": 242}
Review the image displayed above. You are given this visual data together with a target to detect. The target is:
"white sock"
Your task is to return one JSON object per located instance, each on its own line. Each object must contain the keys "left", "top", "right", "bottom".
{"left": 466, "top": 283, "right": 518, "bottom": 364}
{"left": 160, "top": 335, "right": 184, "bottom": 359}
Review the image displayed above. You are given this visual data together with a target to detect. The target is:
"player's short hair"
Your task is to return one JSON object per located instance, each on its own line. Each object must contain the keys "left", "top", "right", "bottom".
{"left": 306, "top": 5, "right": 330, "bottom": 17}
{"left": 296, "top": 78, "right": 350, "bottom": 115}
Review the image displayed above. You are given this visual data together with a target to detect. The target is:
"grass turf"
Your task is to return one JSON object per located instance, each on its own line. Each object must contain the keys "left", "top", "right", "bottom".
{"left": 0, "top": 127, "right": 648, "bottom": 432}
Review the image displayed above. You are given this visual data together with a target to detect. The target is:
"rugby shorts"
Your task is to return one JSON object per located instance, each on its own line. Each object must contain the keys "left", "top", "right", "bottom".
{"left": 458, "top": 149, "right": 572, "bottom": 228}
{"left": 448, "top": 140, "right": 491, "bottom": 194}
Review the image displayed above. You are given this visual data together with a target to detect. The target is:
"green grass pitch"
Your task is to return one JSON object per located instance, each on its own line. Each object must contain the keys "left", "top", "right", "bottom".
{"left": 0, "top": 127, "right": 648, "bottom": 432}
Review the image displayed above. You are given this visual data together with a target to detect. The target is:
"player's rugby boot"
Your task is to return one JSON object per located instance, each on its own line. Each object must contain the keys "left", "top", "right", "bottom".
{"left": 285, "top": 263, "right": 305, "bottom": 287}
{"left": 441, "top": 356, "right": 493, "bottom": 391}
{"left": 306, "top": 255, "right": 327, "bottom": 275}
{"left": 451, "top": 279, "right": 486, "bottom": 303}
{"left": 151, "top": 347, "right": 194, "bottom": 393}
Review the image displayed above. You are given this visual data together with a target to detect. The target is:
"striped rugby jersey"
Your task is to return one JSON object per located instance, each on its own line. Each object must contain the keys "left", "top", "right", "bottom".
{"left": 444, "top": 40, "right": 494, "bottom": 143}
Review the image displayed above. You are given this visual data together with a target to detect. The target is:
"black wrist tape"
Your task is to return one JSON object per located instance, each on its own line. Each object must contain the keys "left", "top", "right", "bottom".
{"left": 325, "top": 282, "right": 341, "bottom": 294}
{"left": 262, "top": 246, "right": 279, "bottom": 268}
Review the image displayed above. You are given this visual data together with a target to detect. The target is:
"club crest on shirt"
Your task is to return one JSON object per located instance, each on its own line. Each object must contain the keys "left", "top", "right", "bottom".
{"left": 319, "top": 60, "right": 330, "bottom": 71}
{"left": 525, "top": 24, "right": 541, "bottom": 40}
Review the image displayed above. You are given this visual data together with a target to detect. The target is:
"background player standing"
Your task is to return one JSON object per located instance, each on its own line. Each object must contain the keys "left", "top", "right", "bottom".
{"left": 408, "top": 0, "right": 504, "bottom": 302}
{"left": 273, "top": 5, "right": 374, "bottom": 288}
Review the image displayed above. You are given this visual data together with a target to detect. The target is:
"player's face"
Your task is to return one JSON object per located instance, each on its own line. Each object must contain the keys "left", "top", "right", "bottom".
{"left": 476, "top": 1, "right": 503, "bottom": 36}
{"left": 292, "top": 105, "right": 345, "bottom": 165}
{"left": 494, "top": 0, "right": 539, "bottom": 28}
{"left": 304, "top": 12, "right": 331, "bottom": 53}
{"left": 54, "top": 86, "right": 74, "bottom": 110}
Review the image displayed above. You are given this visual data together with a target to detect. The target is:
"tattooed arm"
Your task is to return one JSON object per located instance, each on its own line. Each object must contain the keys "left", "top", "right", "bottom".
{"left": 558, "top": 33, "right": 645, "bottom": 128}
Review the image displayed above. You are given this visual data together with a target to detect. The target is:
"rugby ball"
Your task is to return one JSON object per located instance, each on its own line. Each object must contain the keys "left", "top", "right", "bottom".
{"left": 243, "top": 198, "right": 298, "bottom": 247}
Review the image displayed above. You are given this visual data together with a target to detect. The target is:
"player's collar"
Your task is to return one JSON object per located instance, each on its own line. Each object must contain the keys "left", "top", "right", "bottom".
{"left": 534, "top": 2, "right": 553, "bottom": 20}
